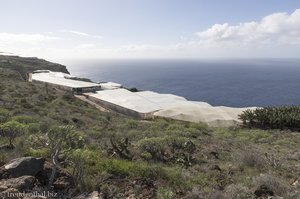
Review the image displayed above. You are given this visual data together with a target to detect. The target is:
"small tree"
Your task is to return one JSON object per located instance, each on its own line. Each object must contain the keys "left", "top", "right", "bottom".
{"left": 46, "top": 125, "right": 85, "bottom": 187}
{"left": 0, "top": 120, "right": 25, "bottom": 149}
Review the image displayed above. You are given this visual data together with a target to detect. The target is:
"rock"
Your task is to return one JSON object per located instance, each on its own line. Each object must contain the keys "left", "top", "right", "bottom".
{"left": 4, "top": 157, "right": 45, "bottom": 178}
{"left": 35, "top": 161, "right": 53, "bottom": 185}
{"left": 0, "top": 185, "right": 8, "bottom": 191}
{"left": 127, "top": 194, "right": 137, "bottom": 199}
{"left": 0, "top": 175, "right": 36, "bottom": 191}
{"left": 0, "top": 167, "right": 10, "bottom": 180}
{"left": 53, "top": 176, "right": 73, "bottom": 190}
{"left": 86, "top": 191, "right": 101, "bottom": 199}
{"left": 254, "top": 185, "right": 274, "bottom": 197}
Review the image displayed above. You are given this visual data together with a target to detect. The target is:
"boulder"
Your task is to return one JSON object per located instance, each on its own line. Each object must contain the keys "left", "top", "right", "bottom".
{"left": 35, "top": 161, "right": 53, "bottom": 185}
{"left": 0, "top": 175, "right": 36, "bottom": 191}
{"left": 86, "top": 191, "right": 101, "bottom": 199}
{"left": 4, "top": 157, "right": 45, "bottom": 178}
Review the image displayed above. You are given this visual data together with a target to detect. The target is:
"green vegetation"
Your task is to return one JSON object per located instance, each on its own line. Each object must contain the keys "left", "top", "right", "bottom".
{"left": 0, "top": 56, "right": 300, "bottom": 198}
{"left": 0, "top": 120, "right": 26, "bottom": 149}
{"left": 239, "top": 106, "right": 300, "bottom": 130}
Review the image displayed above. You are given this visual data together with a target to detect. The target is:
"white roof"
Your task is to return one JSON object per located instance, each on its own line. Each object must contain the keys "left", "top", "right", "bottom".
{"left": 32, "top": 71, "right": 99, "bottom": 88}
{"left": 90, "top": 89, "right": 161, "bottom": 113}
{"left": 89, "top": 88, "right": 256, "bottom": 127}
{"left": 89, "top": 89, "right": 215, "bottom": 115}
{"left": 136, "top": 91, "right": 213, "bottom": 109}
{"left": 154, "top": 105, "right": 256, "bottom": 127}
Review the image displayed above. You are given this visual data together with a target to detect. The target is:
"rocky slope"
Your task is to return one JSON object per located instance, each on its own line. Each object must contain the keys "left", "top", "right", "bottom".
{"left": 0, "top": 55, "right": 69, "bottom": 79}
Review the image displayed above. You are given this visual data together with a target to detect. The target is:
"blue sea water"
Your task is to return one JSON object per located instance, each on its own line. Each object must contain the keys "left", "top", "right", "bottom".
{"left": 67, "top": 59, "right": 300, "bottom": 107}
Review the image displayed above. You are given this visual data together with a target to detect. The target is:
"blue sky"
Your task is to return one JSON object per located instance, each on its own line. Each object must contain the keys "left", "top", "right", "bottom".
{"left": 1, "top": 0, "right": 300, "bottom": 61}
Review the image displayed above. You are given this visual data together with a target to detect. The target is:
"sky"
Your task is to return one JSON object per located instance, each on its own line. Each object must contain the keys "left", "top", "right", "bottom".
{"left": 1, "top": 0, "right": 300, "bottom": 62}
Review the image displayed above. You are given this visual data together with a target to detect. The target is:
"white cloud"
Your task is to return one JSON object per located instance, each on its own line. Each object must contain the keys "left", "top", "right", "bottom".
{"left": 104, "top": 9, "right": 300, "bottom": 59}
{"left": 1, "top": 9, "right": 300, "bottom": 60}
{"left": 59, "top": 30, "right": 103, "bottom": 39}
{"left": 196, "top": 9, "right": 300, "bottom": 45}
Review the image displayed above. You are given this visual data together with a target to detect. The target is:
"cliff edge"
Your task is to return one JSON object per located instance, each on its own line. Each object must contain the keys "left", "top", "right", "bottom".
{"left": 0, "top": 55, "right": 69, "bottom": 79}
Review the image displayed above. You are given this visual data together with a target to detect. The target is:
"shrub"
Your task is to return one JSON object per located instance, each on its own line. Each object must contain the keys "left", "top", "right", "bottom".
{"left": 137, "top": 136, "right": 188, "bottom": 162}
{"left": 137, "top": 136, "right": 197, "bottom": 167}
{"left": 11, "top": 115, "right": 36, "bottom": 124}
{"left": 234, "top": 148, "right": 267, "bottom": 169}
{"left": 253, "top": 174, "right": 290, "bottom": 197}
{"left": 224, "top": 184, "right": 251, "bottom": 199}
{"left": 100, "top": 184, "right": 119, "bottom": 198}
{"left": 25, "top": 148, "right": 49, "bottom": 158}
{"left": 125, "top": 118, "right": 138, "bottom": 129}
{"left": 156, "top": 187, "right": 175, "bottom": 199}
{"left": 239, "top": 106, "right": 300, "bottom": 130}
{"left": 101, "top": 158, "right": 134, "bottom": 178}
{"left": 0, "top": 108, "right": 10, "bottom": 123}
{"left": 26, "top": 123, "right": 41, "bottom": 134}
{"left": 0, "top": 120, "right": 26, "bottom": 148}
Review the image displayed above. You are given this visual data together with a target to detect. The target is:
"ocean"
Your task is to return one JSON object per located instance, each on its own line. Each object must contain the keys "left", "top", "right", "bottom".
{"left": 66, "top": 59, "right": 300, "bottom": 107}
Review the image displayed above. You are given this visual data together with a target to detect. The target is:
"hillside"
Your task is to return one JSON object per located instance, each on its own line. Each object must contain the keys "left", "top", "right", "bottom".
{"left": 0, "top": 55, "right": 69, "bottom": 79}
{"left": 0, "top": 57, "right": 299, "bottom": 199}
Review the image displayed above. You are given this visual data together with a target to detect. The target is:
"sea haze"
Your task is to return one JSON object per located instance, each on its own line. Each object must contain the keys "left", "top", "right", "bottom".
{"left": 67, "top": 59, "right": 300, "bottom": 107}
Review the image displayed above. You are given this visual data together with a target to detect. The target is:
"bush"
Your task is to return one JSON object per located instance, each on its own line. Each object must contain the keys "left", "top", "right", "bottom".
{"left": 11, "top": 115, "right": 36, "bottom": 124}
{"left": 137, "top": 136, "right": 188, "bottom": 162}
{"left": 234, "top": 148, "right": 267, "bottom": 169}
{"left": 0, "top": 120, "right": 26, "bottom": 148}
{"left": 253, "top": 174, "right": 290, "bottom": 197}
{"left": 0, "top": 108, "right": 10, "bottom": 123}
{"left": 156, "top": 187, "right": 175, "bottom": 199}
{"left": 26, "top": 123, "right": 41, "bottom": 133}
{"left": 239, "top": 106, "right": 300, "bottom": 130}
{"left": 224, "top": 184, "right": 251, "bottom": 199}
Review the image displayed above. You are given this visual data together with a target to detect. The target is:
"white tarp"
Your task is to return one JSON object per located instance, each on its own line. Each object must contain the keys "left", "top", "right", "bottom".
{"left": 154, "top": 105, "right": 256, "bottom": 127}
{"left": 90, "top": 89, "right": 161, "bottom": 113}
{"left": 89, "top": 88, "right": 254, "bottom": 126}
{"left": 32, "top": 71, "right": 99, "bottom": 88}
{"left": 31, "top": 70, "right": 255, "bottom": 127}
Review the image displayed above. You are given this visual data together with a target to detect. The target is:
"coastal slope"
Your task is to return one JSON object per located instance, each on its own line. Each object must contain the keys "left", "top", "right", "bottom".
{"left": 0, "top": 56, "right": 299, "bottom": 199}
{"left": 0, "top": 55, "right": 69, "bottom": 79}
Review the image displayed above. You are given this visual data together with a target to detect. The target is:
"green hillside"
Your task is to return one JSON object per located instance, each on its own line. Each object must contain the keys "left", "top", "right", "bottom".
{"left": 0, "top": 55, "right": 69, "bottom": 79}
{"left": 0, "top": 56, "right": 299, "bottom": 199}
